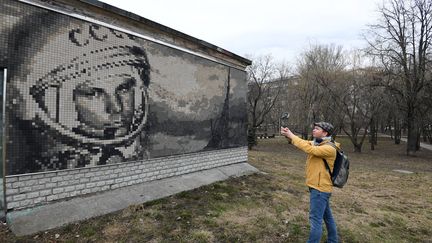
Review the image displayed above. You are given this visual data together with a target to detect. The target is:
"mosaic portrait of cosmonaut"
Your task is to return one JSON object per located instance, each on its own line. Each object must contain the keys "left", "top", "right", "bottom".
{"left": 2, "top": 4, "right": 248, "bottom": 175}
{"left": 5, "top": 12, "right": 151, "bottom": 173}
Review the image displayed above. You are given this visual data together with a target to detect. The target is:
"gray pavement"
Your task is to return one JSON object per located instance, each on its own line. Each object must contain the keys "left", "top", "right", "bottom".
{"left": 399, "top": 137, "right": 432, "bottom": 151}
{"left": 378, "top": 133, "right": 432, "bottom": 151}
{"left": 6, "top": 162, "right": 259, "bottom": 236}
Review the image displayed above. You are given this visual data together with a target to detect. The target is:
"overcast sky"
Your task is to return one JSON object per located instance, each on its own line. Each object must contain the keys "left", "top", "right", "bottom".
{"left": 99, "top": 0, "right": 383, "bottom": 64}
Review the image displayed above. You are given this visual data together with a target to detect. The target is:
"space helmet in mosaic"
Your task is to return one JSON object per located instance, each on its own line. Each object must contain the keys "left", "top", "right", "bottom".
{"left": 18, "top": 23, "right": 150, "bottom": 147}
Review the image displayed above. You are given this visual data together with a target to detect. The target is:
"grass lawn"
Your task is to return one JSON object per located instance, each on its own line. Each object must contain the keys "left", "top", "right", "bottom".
{"left": 1, "top": 136, "right": 432, "bottom": 242}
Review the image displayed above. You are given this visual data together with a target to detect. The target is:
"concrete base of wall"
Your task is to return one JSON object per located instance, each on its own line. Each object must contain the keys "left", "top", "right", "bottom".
{"left": 6, "top": 162, "right": 258, "bottom": 236}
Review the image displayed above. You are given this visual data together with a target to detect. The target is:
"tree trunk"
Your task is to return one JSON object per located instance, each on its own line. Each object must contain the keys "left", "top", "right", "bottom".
{"left": 406, "top": 115, "right": 418, "bottom": 155}
{"left": 349, "top": 135, "right": 363, "bottom": 153}
{"left": 428, "top": 130, "right": 432, "bottom": 144}
{"left": 390, "top": 126, "right": 393, "bottom": 139}
{"left": 380, "top": 122, "right": 385, "bottom": 133}
{"left": 421, "top": 125, "right": 427, "bottom": 143}
{"left": 374, "top": 121, "right": 378, "bottom": 145}
{"left": 302, "top": 124, "right": 309, "bottom": 140}
{"left": 425, "top": 127, "right": 432, "bottom": 144}
{"left": 394, "top": 118, "right": 401, "bottom": 144}
{"left": 247, "top": 127, "right": 257, "bottom": 150}
{"left": 415, "top": 126, "right": 421, "bottom": 151}
{"left": 369, "top": 119, "right": 378, "bottom": 150}
{"left": 416, "top": 130, "right": 421, "bottom": 151}
{"left": 354, "top": 143, "right": 362, "bottom": 152}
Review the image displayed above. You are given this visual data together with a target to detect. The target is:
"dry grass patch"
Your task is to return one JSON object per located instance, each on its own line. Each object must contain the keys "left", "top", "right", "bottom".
{"left": 216, "top": 206, "right": 275, "bottom": 227}
{"left": 189, "top": 229, "right": 215, "bottom": 242}
{"left": 102, "top": 223, "right": 130, "bottom": 238}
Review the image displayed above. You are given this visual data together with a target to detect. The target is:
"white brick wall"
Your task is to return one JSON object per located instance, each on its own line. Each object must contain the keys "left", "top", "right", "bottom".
{"left": 5, "top": 147, "right": 247, "bottom": 210}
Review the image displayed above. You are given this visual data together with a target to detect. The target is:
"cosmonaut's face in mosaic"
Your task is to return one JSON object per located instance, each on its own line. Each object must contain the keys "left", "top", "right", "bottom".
{"left": 74, "top": 72, "right": 138, "bottom": 139}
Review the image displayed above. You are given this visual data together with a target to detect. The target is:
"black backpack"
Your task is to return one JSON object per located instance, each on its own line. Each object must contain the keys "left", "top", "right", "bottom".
{"left": 322, "top": 142, "right": 349, "bottom": 188}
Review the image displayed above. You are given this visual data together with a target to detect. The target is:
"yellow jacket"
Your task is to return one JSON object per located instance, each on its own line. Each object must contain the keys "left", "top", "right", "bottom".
{"left": 290, "top": 135, "right": 338, "bottom": 193}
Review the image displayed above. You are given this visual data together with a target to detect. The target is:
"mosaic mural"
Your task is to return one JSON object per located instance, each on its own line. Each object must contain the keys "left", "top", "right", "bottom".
{"left": 0, "top": 1, "right": 247, "bottom": 175}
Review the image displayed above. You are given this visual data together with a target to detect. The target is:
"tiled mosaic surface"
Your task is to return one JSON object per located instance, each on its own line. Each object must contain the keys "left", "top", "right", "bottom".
{"left": 0, "top": 1, "right": 247, "bottom": 175}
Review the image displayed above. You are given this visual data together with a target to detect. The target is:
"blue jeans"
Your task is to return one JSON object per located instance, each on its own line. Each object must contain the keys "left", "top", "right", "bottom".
{"left": 307, "top": 188, "right": 338, "bottom": 243}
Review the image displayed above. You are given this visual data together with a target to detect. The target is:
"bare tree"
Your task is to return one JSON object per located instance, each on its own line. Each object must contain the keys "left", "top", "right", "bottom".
{"left": 359, "top": 66, "right": 387, "bottom": 151}
{"left": 366, "top": 0, "right": 432, "bottom": 155}
{"left": 294, "top": 45, "right": 386, "bottom": 152}
{"left": 263, "top": 61, "right": 292, "bottom": 135}
{"left": 246, "top": 55, "right": 282, "bottom": 149}
{"left": 292, "top": 45, "right": 344, "bottom": 139}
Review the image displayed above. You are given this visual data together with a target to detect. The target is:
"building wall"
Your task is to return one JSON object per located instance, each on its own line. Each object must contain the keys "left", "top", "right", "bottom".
{"left": 0, "top": 0, "right": 248, "bottom": 210}
{"left": 5, "top": 147, "right": 247, "bottom": 210}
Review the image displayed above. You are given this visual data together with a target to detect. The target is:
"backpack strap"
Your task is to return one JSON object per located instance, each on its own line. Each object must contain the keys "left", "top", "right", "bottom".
{"left": 323, "top": 158, "right": 333, "bottom": 178}
{"left": 320, "top": 141, "right": 338, "bottom": 177}
{"left": 324, "top": 141, "right": 340, "bottom": 152}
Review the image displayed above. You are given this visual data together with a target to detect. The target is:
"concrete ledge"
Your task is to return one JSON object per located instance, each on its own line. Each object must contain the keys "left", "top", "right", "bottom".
{"left": 6, "top": 162, "right": 258, "bottom": 236}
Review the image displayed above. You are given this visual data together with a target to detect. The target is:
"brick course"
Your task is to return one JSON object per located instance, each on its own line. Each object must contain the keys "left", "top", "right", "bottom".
{"left": 5, "top": 147, "right": 247, "bottom": 210}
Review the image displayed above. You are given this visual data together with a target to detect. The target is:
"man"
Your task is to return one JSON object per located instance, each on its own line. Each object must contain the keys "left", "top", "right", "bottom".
{"left": 281, "top": 122, "right": 338, "bottom": 243}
